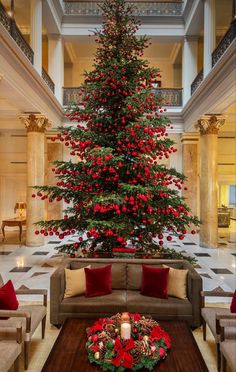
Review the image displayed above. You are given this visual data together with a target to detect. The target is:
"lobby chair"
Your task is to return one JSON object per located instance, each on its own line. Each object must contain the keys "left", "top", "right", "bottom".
{"left": 219, "top": 318, "right": 236, "bottom": 372}
{"left": 201, "top": 290, "right": 236, "bottom": 371}
{"left": 0, "top": 320, "right": 22, "bottom": 372}
{"left": 0, "top": 275, "right": 47, "bottom": 370}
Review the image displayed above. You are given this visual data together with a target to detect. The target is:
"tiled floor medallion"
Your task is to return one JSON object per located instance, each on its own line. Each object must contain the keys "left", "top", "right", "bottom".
{"left": 10, "top": 266, "right": 32, "bottom": 273}
{"left": 211, "top": 268, "right": 233, "bottom": 275}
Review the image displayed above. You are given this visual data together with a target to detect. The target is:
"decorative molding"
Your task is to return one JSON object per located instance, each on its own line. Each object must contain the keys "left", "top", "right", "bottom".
{"left": 19, "top": 114, "right": 51, "bottom": 133}
{"left": 196, "top": 115, "right": 225, "bottom": 135}
{"left": 181, "top": 132, "right": 199, "bottom": 142}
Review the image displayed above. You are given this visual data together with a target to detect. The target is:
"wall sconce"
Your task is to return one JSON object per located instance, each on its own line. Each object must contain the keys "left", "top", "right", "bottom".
{"left": 14, "top": 202, "right": 26, "bottom": 218}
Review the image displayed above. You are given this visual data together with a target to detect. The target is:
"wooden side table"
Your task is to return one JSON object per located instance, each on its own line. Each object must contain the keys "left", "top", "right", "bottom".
{"left": 1, "top": 218, "right": 26, "bottom": 242}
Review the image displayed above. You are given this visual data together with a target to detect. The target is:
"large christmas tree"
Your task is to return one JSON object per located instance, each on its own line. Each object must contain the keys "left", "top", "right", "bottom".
{"left": 34, "top": 0, "right": 199, "bottom": 258}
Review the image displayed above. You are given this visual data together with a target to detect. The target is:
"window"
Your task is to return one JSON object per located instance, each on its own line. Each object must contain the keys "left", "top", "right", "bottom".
{"left": 229, "top": 185, "right": 236, "bottom": 206}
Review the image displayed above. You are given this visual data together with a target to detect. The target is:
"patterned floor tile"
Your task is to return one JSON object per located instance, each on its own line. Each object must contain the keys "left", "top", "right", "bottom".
{"left": 31, "top": 272, "right": 49, "bottom": 277}
{"left": 200, "top": 274, "right": 212, "bottom": 279}
{"left": 32, "top": 251, "right": 49, "bottom": 255}
{"left": 10, "top": 266, "right": 32, "bottom": 273}
{"left": 211, "top": 268, "right": 233, "bottom": 275}
{"left": 194, "top": 253, "right": 211, "bottom": 257}
{"left": 17, "top": 284, "right": 30, "bottom": 290}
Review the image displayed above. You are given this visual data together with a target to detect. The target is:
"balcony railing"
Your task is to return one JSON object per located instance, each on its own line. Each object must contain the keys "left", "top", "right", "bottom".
{"left": 0, "top": 3, "right": 34, "bottom": 64}
{"left": 64, "top": 1, "right": 183, "bottom": 16}
{"left": 191, "top": 69, "right": 203, "bottom": 96}
{"left": 42, "top": 67, "right": 55, "bottom": 93}
{"left": 153, "top": 88, "right": 182, "bottom": 106}
{"left": 212, "top": 21, "right": 236, "bottom": 67}
{"left": 63, "top": 87, "right": 182, "bottom": 107}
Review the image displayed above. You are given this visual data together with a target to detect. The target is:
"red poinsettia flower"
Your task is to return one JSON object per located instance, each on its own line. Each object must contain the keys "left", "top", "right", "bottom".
{"left": 150, "top": 326, "right": 162, "bottom": 341}
{"left": 112, "top": 337, "right": 134, "bottom": 369}
{"left": 87, "top": 322, "right": 103, "bottom": 336}
{"left": 130, "top": 313, "right": 141, "bottom": 322}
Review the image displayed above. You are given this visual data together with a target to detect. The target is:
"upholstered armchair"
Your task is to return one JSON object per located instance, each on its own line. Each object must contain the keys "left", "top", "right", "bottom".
{"left": 201, "top": 290, "right": 236, "bottom": 371}
{"left": 0, "top": 320, "right": 22, "bottom": 372}
{"left": 0, "top": 275, "right": 47, "bottom": 370}
{"left": 219, "top": 317, "right": 236, "bottom": 372}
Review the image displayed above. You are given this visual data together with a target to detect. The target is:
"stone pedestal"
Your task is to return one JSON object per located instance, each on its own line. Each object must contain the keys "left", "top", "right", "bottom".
{"left": 181, "top": 133, "right": 199, "bottom": 228}
{"left": 46, "top": 142, "right": 63, "bottom": 220}
{"left": 196, "top": 115, "right": 225, "bottom": 248}
{"left": 19, "top": 114, "right": 50, "bottom": 246}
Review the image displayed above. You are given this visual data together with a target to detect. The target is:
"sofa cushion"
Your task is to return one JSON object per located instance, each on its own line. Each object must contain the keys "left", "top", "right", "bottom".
{"left": 60, "top": 290, "right": 126, "bottom": 313}
{"left": 64, "top": 265, "right": 91, "bottom": 298}
{"left": 85, "top": 265, "right": 112, "bottom": 297}
{"left": 127, "top": 264, "right": 163, "bottom": 290}
{"left": 163, "top": 264, "right": 188, "bottom": 300}
{"left": 230, "top": 290, "right": 236, "bottom": 313}
{"left": 70, "top": 262, "right": 126, "bottom": 289}
{"left": 127, "top": 290, "right": 192, "bottom": 316}
{"left": 141, "top": 266, "right": 169, "bottom": 299}
{"left": 0, "top": 280, "right": 19, "bottom": 314}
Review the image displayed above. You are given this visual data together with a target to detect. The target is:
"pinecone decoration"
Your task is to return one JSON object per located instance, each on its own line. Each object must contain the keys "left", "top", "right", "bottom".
{"left": 135, "top": 340, "right": 152, "bottom": 357}
{"left": 100, "top": 346, "right": 106, "bottom": 360}
{"left": 132, "top": 349, "right": 142, "bottom": 364}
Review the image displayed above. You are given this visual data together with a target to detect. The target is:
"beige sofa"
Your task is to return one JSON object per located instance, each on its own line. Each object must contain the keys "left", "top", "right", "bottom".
{"left": 50, "top": 258, "right": 202, "bottom": 328}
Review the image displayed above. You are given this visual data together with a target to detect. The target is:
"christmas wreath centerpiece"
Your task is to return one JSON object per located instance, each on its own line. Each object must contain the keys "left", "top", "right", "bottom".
{"left": 86, "top": 313, "right": 171, "bottom": 371}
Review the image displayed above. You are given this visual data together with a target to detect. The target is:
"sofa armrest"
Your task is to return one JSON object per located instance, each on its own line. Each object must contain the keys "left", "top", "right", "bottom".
{"left": 185, "top": 262, "right": 203, "bottom": 327}
{"left": 201, "top": 291, "right": 233, "bottom": 307}
{"left": 0, "top": 320, "right": 22, "bottom": 343}
{"left": 219, "top": 317, "right": 236, "bottom": 341}
{"left": 15, "top": 289, "right": 47, "bottom": 306}
{"left": 0, "top": 310, "right": 31, "bottom": 334}
{"left": 50, "top": 260, "right": 70, "bottom": 325}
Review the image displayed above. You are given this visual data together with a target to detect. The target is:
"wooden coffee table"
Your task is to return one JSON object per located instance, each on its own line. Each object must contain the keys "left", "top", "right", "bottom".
{"left": 42, "top": 319, "right": 208, "bottom": 372}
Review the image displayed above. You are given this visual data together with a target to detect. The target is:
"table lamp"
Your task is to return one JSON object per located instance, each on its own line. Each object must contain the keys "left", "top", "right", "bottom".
{"left": 14, "top": 202, "right": 26, "bottom": 218}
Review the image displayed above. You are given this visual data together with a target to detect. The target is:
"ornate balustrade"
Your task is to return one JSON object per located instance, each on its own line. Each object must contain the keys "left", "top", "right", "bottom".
{"left": 0, "top": 2, "right": 34, "bottom": 64}
{"left": 63, "top": 87, "right": 182, "bottom": 107}
{"left": 42, "top": 67, "right": 55, "bottom": 93}
{"left": 191, "top": 69, "right": 203, "bottom": 96}
{"left": 64, "top": 1, "right": 183, "bottom": 16}
{"left": 153, "top": 88, "right": 182, "bottom": 106}
{"left": 212, "top": 21, "right": 236, "bottom": 67}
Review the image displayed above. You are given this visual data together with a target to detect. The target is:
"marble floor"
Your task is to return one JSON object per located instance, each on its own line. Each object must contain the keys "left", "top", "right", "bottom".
{"left": 0, "top": 222, "right": 235, "bottom": 371}
{"left": 0, "top": 221, "right": 235, "bottom": 301}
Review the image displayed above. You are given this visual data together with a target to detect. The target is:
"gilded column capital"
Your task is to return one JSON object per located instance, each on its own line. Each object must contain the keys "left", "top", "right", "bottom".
{"left": 19, "top": 113, "right": 51, "bottom": 133}
{"left": 196, "top": 115, "right": 225, "bottom": 135}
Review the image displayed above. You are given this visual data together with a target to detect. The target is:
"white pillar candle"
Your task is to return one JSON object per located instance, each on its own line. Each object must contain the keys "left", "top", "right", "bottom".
{"left": 121, "top": 322, "right": 131, "bottom": 340}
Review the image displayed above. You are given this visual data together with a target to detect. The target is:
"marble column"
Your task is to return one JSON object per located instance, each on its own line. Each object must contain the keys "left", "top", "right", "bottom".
{"left": 46, "top": 141, "right": 63, "bottom": 220}
{"left": 181, "top": 133, "right": 200, "bottom": 227}
{"left": 19, "top": 114, "right": 50, "bottom": 246}
{"left": 48, "top": 35, "right": 64, "bottom": 104}
{"left": 203, "top": 0, "right": 216, "bottom": 78}
{"left": 196, "top": 115, "right": 225, "bottom": 248}
{"left": 182, "top": 36, "right": 198, "bottom": 105}
{"left": 30, "top": 0, "right": 42, "bottom": 75}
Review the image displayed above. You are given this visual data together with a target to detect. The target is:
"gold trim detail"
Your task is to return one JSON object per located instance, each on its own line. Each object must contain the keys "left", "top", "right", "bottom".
{"left": 196, "top": 115, "right": 225, "bottom": 135}
{"left": 19, "top": 114, "right": 51, "bottom": 133}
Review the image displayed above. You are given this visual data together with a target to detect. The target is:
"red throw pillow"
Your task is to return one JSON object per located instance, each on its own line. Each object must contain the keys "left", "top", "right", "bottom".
{"left": 141, "top": 265, "right": 169, "bottom": 299}
{"left": 85, "top": 265, "right": 112, "bottom": 297}
{"left": 0, "top": 280, "right": 19, "bottom": 317}
{"left": 230, "top": 290, "right": 236, "bottom": 313}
